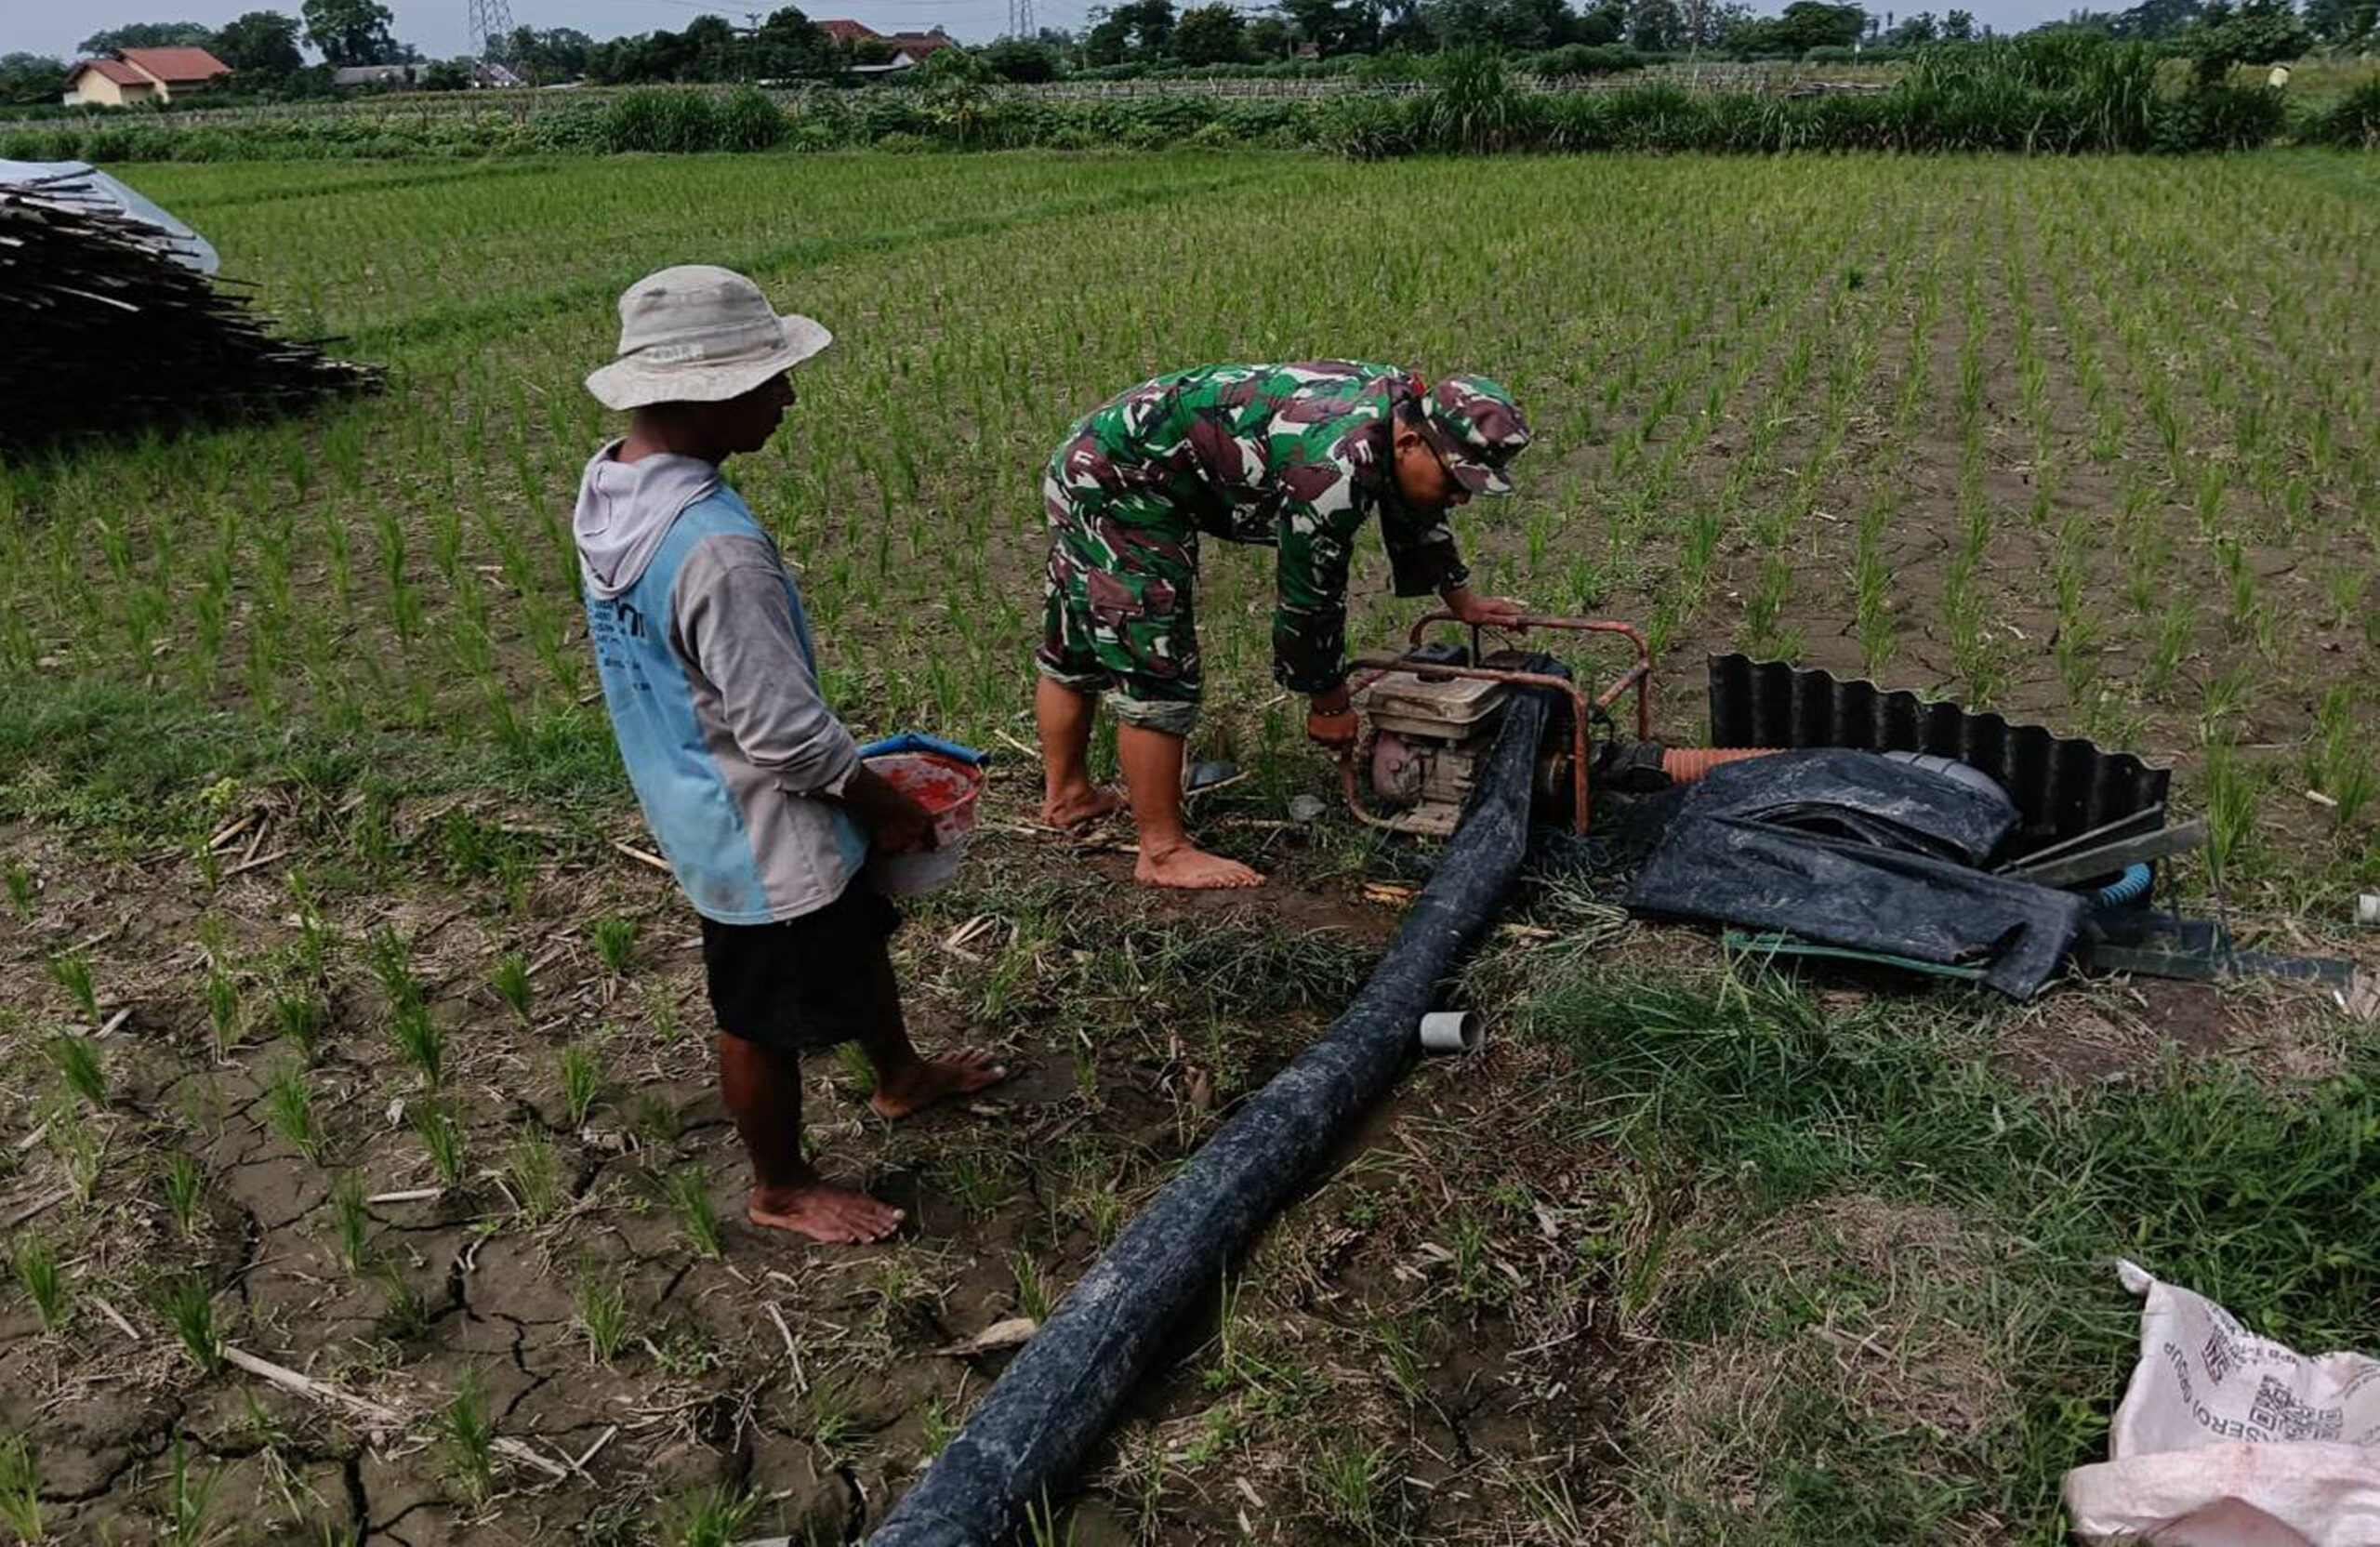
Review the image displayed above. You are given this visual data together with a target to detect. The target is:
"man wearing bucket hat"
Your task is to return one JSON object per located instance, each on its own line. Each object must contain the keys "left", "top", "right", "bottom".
{"left": 576, "top": 265, "right": 1005, "bottom": 1246}
{"left": 1035, "top": 362, "right": 1533, "bottom": 889}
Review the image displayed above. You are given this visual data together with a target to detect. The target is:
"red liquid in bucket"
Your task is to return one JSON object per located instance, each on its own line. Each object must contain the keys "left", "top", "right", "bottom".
{"left": 864, "top": 753, "right": 983, "bottom": 895}
{"left": 874, "top": 753, "right": 981, "bottom": 820}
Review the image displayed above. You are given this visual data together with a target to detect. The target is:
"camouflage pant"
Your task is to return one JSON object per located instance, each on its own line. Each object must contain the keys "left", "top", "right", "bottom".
{"left": 1035, "top": 469, "right": 1204, "bottom": 737}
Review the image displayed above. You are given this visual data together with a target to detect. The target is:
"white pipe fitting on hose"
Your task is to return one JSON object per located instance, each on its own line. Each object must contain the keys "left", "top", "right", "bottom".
{"left": 1418, "top": 1011, "right": 1480, "bottom": 1054}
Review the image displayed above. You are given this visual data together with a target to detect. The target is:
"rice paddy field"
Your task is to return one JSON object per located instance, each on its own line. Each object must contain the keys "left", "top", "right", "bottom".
{"left": 2, "top": 148, "right": 2377, "bottom": 1545}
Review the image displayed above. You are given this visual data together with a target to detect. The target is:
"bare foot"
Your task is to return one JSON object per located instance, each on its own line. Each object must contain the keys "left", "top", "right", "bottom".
{"left": 871, "top": 1048, "right": 1009, "bottom": 1120}
{"left": 1040, "top": 785, "right": 1126, "bottom": 828}
{"left": 747, "top": 1182, "right": 905, "bottom": 1244}
{"left": 1135, "top": 843, "right": 1264, "bottom": 890}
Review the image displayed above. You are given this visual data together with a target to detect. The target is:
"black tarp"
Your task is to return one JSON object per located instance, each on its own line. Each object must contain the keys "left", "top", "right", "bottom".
{"left": 1624, "top": 750, "right": 2089, "bottom": 999}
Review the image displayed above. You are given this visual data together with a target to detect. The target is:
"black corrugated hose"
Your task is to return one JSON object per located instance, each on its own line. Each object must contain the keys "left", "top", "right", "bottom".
{"left": 870, "top": 676, "right": 1557, "bottom": 1546}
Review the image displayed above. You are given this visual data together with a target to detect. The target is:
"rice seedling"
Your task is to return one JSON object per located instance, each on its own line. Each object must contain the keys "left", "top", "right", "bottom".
{"left": 409, "top": 1102, "right": 467, "bottom": 1188}
{"left": 272, "top": 989, "right": 327, "bottom": 1063}
{"left": 263, "top": 1064, "right": 325, "bottom": 1163}
{"left": 1011, "top": 1247, "right": 1052, "bottom": 1323}
{"left": 804, "top": 1373, "right": 863, "bottom": 1457}
{"left": 46, "top": 1034, "right": 105, "bottom": 1111}
{"left": 641, "top": 982, "right": 683, "bottom": 1044}
{"left": 375, "top": 1263, "right": 432, "bottom": 1342}
{"left": 1307, "top": 1440, "right": 1395, "bottom": 1540}
{"left": 558, "top": 1041, "right": 602, "bottom": 1129}
{"left": 659, "top": 1485, "right": 757, "bottom": 1547}
{"left": 164, "top": 1152, "right": 206, "bottom": 1237}
{"left": 161, "top": 1275, "right": 225, "bottom": 1374}
{"left": 2203, "top": 738, "right": 2258, "bottom": 879}
{"left": 45, "top": 1108, "right": 103, "bottom": 1205}
{"left": 2310, "top": 687, "right": 2376, "bottom": 828}
{"left": 575, "top": 1272, "right": 629, "bottom": 1364}
{"left": 491, "top": 951, "right": 534, "bottom": 1023}
{"left": 503, "top": 1130, "right": 563, "bottom": 1223}
{"left": 3, "top": 862, "right": 33, "bottom": 920}
{"left": 327, "top": 1170, "right": 372, "bottom": 1272}
{"left": 46, "top": 954, "right": 98, "bottom": 1025}
{"left": 438, "top": 1368, "right": 496, "bottom": 1508}
{"left": 660, "top": 1167, "right": 724, "bottom": 1260}
{"left": 163, "top": 1434, "right": 224, "bottom": 1547}
{"left": 939, "top": 1153, "right": 1014, "bottom": 1217}
{"left": 0, "top": 1432, "right": 39, "bottom": 1543}
{"left": 11, "top": 1237, "right": 67, "bottom": 1330}
{"left": 589, "top": 915, "right": 640, "bottom": 977}
{"left": 204, "top": 966, "right": 241, "bottom": 1056}
{"left": 364, "top": 926, "right": 421, "bottom": 1012}
{"left": 832, "top": 1040, "right": 876, "bottom": 1098}
{"left": 389, "top": 1004, "right": 444, "bottom": 1089}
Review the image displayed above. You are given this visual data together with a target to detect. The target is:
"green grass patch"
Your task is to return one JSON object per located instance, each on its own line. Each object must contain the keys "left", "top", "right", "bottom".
{"left": 1530, "top": 961, "right": 2380, "bottom": 1542}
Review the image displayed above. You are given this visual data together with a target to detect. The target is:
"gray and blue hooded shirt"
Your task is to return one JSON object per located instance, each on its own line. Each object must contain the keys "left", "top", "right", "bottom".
{"left": 575, "top": 442, "right": 867, "bottom": 923}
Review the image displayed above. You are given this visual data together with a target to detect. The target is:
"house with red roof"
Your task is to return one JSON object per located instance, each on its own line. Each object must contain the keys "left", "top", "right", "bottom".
{"left": 64, "top": 46, "right": 232, "bottom": 107}
{"left": 814, "top": 19, "right": 885, "bottom": 45}
{"left": 816, "top": 20, "right": 960, "bottom": 71}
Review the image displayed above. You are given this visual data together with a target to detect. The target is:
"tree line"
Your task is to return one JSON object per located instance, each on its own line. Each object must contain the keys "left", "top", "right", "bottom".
{"left": 2, "top": 0, "right": 2366, "bottom": 109}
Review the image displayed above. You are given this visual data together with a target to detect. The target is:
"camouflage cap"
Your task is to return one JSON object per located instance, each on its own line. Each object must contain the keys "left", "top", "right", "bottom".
{"left": 1414, "top": 374, "right": 1530, "bottom": 496}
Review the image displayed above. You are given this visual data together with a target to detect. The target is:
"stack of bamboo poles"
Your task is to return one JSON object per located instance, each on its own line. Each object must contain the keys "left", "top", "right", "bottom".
{"left": 0, "top": 190, "right": 379, "bottom": 451}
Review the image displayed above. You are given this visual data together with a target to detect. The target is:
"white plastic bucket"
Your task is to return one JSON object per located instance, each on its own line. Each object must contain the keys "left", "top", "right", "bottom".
{"left": 866, "top": 752, "right": 985, "bottom": 897}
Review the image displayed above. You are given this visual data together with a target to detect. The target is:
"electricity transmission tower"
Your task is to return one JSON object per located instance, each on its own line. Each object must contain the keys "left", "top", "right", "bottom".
{"left": 467, "top": 0, "right": 517, "bottom": 56}
{"left": 1007, "top": 0, "right": 1036, "bottom": 38}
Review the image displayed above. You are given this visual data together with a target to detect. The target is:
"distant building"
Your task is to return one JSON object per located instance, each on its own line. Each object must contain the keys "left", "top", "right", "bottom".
{"left": 816, "top": 20, "right": 959, "bottom": 70}
{"left": 332, "top": 63, "right": 428, "bottom": 87}
{"left": 62, "top": 46, "right": 232, "bottom": 107}
{"left": 884, "top": 31, "right": 958, "bottom": 59}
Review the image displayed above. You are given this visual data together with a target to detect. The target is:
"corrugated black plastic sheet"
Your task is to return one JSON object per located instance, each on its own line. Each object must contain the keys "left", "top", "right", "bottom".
{"left": 1707, "top": 654, "right": 2172, "bottom": 858}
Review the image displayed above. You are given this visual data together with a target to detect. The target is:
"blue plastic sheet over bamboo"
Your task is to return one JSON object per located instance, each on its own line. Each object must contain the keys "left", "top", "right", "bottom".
{"left": 870, "top": 681, "right": 1556, "bottom": 1547}
{"left": 0, "top": 161, "right": 218, "bottom": 272}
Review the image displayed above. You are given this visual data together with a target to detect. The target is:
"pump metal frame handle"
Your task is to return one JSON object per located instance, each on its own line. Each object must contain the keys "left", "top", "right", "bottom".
{"left": 1337, "top": 614, "right": 1654, "bottom": 838}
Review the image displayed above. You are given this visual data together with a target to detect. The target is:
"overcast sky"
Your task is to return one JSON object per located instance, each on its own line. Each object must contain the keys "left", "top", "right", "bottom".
{"left": 8, "top": 0, "right": 2084, "bottom": 64}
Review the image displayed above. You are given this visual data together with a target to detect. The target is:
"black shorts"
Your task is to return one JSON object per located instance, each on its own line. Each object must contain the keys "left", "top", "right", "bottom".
{"left": 698, "top": 882, "right": 902, "bottom": 1051}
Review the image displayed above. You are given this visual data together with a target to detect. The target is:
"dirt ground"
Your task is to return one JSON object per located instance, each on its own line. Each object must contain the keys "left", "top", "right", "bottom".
{"left": 5, "top": 737, "right": 2365, "bottom": 1544}
{"left": 0, "top": 758, "right": 1661, "bottom": 1543}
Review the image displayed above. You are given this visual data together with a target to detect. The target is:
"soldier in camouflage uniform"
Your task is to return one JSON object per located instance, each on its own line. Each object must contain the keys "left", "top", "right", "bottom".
{"left": 1035, "top": 362, "right": 1534, "bottom": 890}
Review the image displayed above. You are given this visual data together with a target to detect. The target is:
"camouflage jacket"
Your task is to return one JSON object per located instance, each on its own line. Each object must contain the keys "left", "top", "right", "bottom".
{"left": 1052, "top": 361, "right": 1472, "bottom": 695}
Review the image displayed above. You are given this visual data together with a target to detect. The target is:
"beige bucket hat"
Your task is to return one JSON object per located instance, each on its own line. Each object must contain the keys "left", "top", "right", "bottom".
{"left": 585, "top": 265, "right": 831, "bottom": 411}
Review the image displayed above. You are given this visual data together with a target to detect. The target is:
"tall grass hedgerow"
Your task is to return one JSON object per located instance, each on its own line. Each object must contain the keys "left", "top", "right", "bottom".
{"left": 2304, "top": 77, "right": 2380, "bottom": 149}
{"left": 599, "top": 87, "right": 785, "bottom": 154}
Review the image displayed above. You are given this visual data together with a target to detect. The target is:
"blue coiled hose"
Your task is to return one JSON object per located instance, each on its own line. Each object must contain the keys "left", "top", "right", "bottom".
{"left": 2095, "top": 863, "right": 2152, "bottom": 909}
